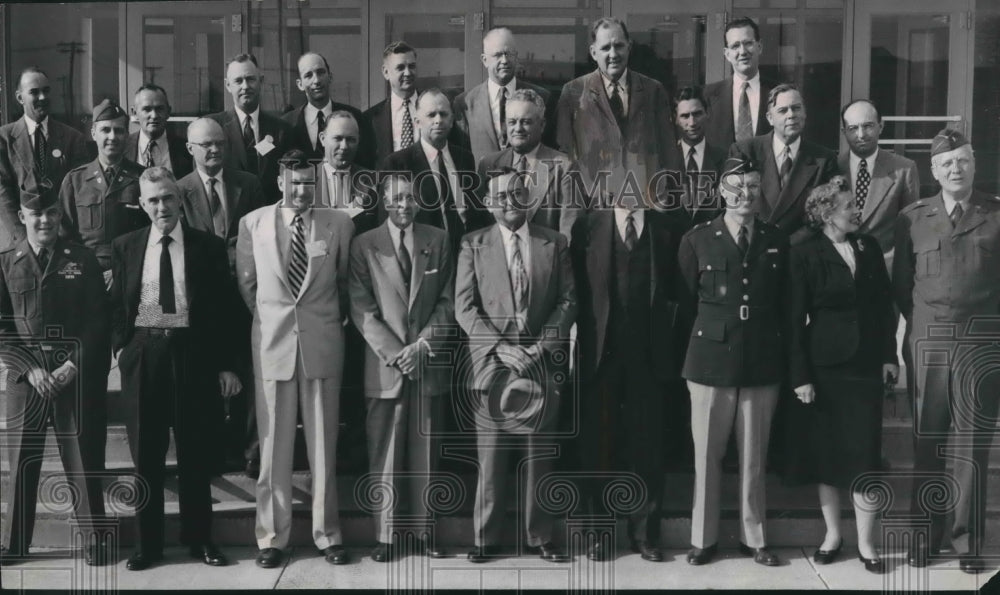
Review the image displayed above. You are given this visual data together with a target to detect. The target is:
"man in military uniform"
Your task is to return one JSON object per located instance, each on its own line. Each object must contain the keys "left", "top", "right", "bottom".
{"left": 0, "top": 185, "right": 110, "bottom": 566}
{"left": 677, "top": 157, "right": 789, "bottom": 568}
{"left": 59, "top": 99, "right": 147, "bottom": 286}
{"left": 893, "top": 129, "right": 1000, "bottom": 574}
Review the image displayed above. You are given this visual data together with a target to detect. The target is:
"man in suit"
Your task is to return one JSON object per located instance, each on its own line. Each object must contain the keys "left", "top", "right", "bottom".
{"left": 0, "top": 67, "right": 90, "bottom": 250}
{"left": 456, "top": 168, "right": 575, "bottom": 563}
{"left": 348, "top": 174, "right": 453, "bottom": 562}
{"left": 126, "top": 84, "right": 193, "bottom": 178}
{"left": 671, "top": 86, "right": 729, "bottom": 230}
{"left": 728, "top": 83, "right": 839, "bottom": 234}
{"left": 236, "top": 150, "right": 354, "bottom": 568}
{"left": 0, "top": 186, "right": 109, "bottom": 566}
{"left": 207, "top": 53, "right": 291, "bottom": 204}
{"left": 839, "top": 99, "right": 919, "bottom": 270}
{"left": 110, "top": 166, "right": 240, "bottom": 570}
{"left": 282, "top": 52, "right": 375, "bottom": 167}
{"left": 381, "top": 89, "right": 491, "bottom": 255}
{"left": 556, "top": 17, "right": 673, "bottom": 206}
{"left": 570, "top": 175, "right": 683, "bottom": 563}
{"left": 893, "top": 130, "right": 1000, "bottom": 574}
{"left": 677, "top": 157, "right": 788, "bottom": 567}
{"left": 364, "top": 41, "right": 420, "bottom": 166}
{"left": 59, "top": 100, "right": 148, "bottom": 284}
{"left": 703, "top": 17, "right": 772, "bottom": 150}
{"left": 477, "top": 89, "right": 577, "bottom": 241}
{"left": 319, "top": 111, "right": 380, "bottom": 234}
{"left": 454, "top": 28, "right": 552, "bottom": 164}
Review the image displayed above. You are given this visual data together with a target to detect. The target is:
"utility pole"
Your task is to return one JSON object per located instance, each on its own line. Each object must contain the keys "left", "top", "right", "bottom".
{"left": 57, "top": 41, "right": 85, "bottom": 120}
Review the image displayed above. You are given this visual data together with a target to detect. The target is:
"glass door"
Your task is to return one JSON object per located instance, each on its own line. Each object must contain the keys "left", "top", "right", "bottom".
{"left": 851, "top": 0, "right": 974, "bottom": 196}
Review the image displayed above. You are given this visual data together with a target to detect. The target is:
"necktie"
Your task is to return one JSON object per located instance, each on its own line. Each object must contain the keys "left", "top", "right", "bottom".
{"left": 33, "top": 124, "right": 48, "bottom": 179}
{"left": 315, "top": 110, "right": 326, "bottom": 154}
{"left": 855, "top": 158, "right": 871, "bottom": 212}
{"left": 435, "top": 151, "right": 453, "bottom": 233}
{"left": 950, "top": 202, "right": 965, "bottom": 228}
{"left": 104, "top": 165, "right": 116, "bottom": 186}
{"left": 510, "top": 233, "right": 527, "bottom": 316}
{"left": 400, "top": 98, "right": 415, "bottom": 149}
{"left": 37, "top": 247, "right": 49, "bottom": 272}
{"left": 159, "top": 235, "right": 176, "bottom": 314}
{"left": 515, "top": 153, "right": 528, "bottom": 173}
{"left": 288, "top": 214, "right": 308, "bottom": 296}
{"left": 686, "top": 146, "right": 698, "bottom": 207}
{"left": 242, "top": 115, "right": 258, "bottom": 175}
{"left": 398, "top": 228, "right": 412, "bottom": 293}
{"left": 207, "top": 177, "right": 225, "bottom": 238}
{"left": 779, "top": 146, "right": 793, "bottom": 189}
{"left": 498, "top": 87, "right": 508, "bottom": 147}
{"left": 146, "top": 139, "right": 157, "bottom": 168}
{"left": 737, "top": 224, "right": 749, "bottom": 256}
{"left": 609, "top": 83, "right": 626, "bottom": 130}
{"left": 624, "top": 214, "right": 637, "bottom": 251}
{"left": 736, "top": 81, "right": 753, "bottom": 142}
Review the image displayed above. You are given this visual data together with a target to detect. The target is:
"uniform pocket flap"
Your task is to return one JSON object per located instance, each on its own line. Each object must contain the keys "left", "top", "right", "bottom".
{"left": 699, "top": 259, "right": 727, "bottom": 272}
{"left": 914, "top": 238, "right": 940, "bottom": 253}
{"left": 693, "top": 318, "right": 726, "bottom": 342}
{"left": 7, "top": 276, "right": 36, "bottom": 293}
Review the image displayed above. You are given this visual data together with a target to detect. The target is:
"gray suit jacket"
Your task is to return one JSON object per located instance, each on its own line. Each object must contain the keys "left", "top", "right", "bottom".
{"left": 178, "top": 167, "right": 266, "bottom": 270}
{"left": 453, "top": 79, "right": 552, "bottom": 165}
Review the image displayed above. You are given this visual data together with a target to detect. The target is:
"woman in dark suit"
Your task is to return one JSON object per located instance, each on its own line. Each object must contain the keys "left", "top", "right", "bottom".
{"left": 784, "top": 176, "right": 898, "bottom": 573}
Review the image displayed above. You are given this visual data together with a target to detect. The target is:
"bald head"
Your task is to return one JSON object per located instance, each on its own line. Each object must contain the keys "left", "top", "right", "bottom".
{"left": 482, "top": 27, "right": 518, "bottom": 86}
{"left": 296, "top": 52, "right": 332, "bottom": 107}
{"left": 186, "top": 117, "right": 227, "bottom": 175}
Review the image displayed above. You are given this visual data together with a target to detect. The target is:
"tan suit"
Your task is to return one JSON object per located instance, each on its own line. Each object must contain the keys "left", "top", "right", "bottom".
{"left": 236, "top": 204, "right": 354, "bottom": 550}
{"left": 348, "top": 221, "right": 454, "bottom": 543}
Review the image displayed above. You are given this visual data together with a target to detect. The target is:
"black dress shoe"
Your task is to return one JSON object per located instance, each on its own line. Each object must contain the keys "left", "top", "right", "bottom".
{"left": 812, "top": 539, "right": 843, "bottom": 565}
{"left": 586, "top": 542, "right": 614, "bottom": 562}
{"left": 959, "top": 556, "right": 986, "bottom": 574}
{"left": 371, "top": 542, "right": 392, "bottom": 563}
{"left": 857, "top": 553, "right": 885, "bottom": 574}
{"left": 125, "top": 551, "right": 162, "bottom": 571}
{"left": 321, "top": 545, "right": 351, "bottom": 565}
{"left": 686, "top": 544, "right": 718, "bottom": 566}
{"left": 190, "top": 544, "right": 228, "bottom": 566}
{"left": 525, "top": 543, "right": 570, "bottom": 563}
{"left": 908, "top": 547, "right": 930, "bottom": 568}
{"left": 417, "top": 539, "right": 447, "bottom": 559}
{"left": 256, "top": 547, "right": 284, "bottom": 568}
{"left": 739, "top": 543, "right": 780, "bottom": 566}
{"left": 467, "top": 545, "right": 502, "bottom": 563}
{"left": 631, "top": 541, "right": 663, "bottom": 562}
{"left": 245, "top": 458, "right": 261, "bottom": 480}
{"left": 85, "top": 543, "right": 110, "bottom": 567}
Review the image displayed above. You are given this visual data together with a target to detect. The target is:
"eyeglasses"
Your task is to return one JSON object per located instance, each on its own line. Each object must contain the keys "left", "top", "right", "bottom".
{"left": 189, "top": 141, "right": 225, "bottom": 150}
{"left": 726, "top": 40, "right": 758, "bottom": 52}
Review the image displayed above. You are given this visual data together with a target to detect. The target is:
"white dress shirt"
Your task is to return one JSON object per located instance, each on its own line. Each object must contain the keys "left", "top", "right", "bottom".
{"left": 488, "top": 78, "right": 517, "bottom": 142}
{"left": 731, "top": 72, "right": 761, "bottom": 134}
{"left": 135, "top": 223, "right": 189, "bottom": 327}
{"left": 614, "top": 207, "right": 644, "bottom": 243}
{"left": 305, "top": 101, "right": 333, "bottom": 149}
{"left": 723, "top": 213, "right": 754, "bottom": 244}
{"left": 390, "top": 92, "right": 419, "bottom": 150}
{"left": 235, "top": 106, "right": 261, "bottom": 143}
{"left": 278, "top": 207, "right": 315, "bottom": 270}
{"left": 23, "top": 115, "right": 48, "bottom": 151}
{"left": 386, "top": 217, "right": 415, "bottom": 283}
{"left": 942, "top": 194, "right": 971, "bottom": 218}
{"left": 420, "top": 138, "right": 461, "bottom": 207}
{"left": 601, "top": 70, "right": 630, "bottom": 117}
{"left": 831, "top": 238, "right": 856, "bottom": 277}
{"left": 196, "top": 169, "right": 228, "bottom": 235}
{"left": 138, "top": 130, "right": 174, "bottom": 171}
{"left": 680, "top": 138, "right": 707, "bottom": 172}
{"left": 773, "top": 135, "right": 801, "bottom": 171}
{"left": 497, "top": 222, "right": 531, "bottom": 282}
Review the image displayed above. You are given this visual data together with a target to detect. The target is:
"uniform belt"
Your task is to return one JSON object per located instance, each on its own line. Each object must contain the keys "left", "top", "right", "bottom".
{"left": 698, "top": 303, "right": 771, "bottom": 321}
{"left": 135, "top": 327, "right": 189, "bottom": 337}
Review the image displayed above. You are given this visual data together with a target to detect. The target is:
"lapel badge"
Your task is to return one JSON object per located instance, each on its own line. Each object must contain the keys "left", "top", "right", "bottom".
{"left": 264, "top": 134, "right": 274, "bottom": 144}
{"left": 16, "top": 251, "right": 23, "bottom": 257}
{"left": 63, "top": 249, "right": 70, "bottom": 254}
{"left": 715, "top": 230, "right": 722, "bottom": 236}
{"left": 51, "top": 149, "right": 62, "bottom": 159}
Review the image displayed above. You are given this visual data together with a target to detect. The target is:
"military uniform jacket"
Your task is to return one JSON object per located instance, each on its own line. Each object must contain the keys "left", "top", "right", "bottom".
{"left": 58, "top": 158, "right": 147, "bottom": 270}
{"left": 0, "top": 239, "right": 110, "bottom": 389}
{"left": 893, "top": 190, "right": 1000, "bottom": 325}
{"left": 678, "top": 215, "right": 789, "bottom": 386}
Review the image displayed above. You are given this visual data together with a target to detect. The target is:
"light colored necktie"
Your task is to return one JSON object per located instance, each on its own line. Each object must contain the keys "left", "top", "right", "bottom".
{"left": 779, "top": 146, "right": 793, "bottom": 188}
{"left": 510, "top": 232, "right": 527, "bottom": 316}
{"left": 400, "top": 98, "right": 415, "bottom": 149}
{"left": 146, "top": 139, "right": 157, "bottom": 168}
{"left": 736, "top": 81, "right": 753, "bottom": 142}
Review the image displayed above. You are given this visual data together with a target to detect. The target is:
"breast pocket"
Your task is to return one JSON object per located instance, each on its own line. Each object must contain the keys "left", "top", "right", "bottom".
{"left": 74, "top": 193, "right": 104, "bottom": 231}
{"left": 915, "top": 238, "right": 940, "bottom": 278}
{"left": 699, "top": 258, "right": 728, "bottom": 300}
{"left": 7, "top": 276, "right": 38, "bottom": 320}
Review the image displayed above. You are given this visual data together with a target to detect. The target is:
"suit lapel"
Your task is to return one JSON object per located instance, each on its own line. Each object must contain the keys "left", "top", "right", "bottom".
{"left": 126, "top": 133, "right": 140, "bottom": 163}
{"left": 185, "top": 180, "right": 213, "bottom": 233}
{"left": 476, "top": 84, "right": 499, "bottom": 148}
{"left": 585, "top": 71, "right": 617, "bottom": 129}
{"left": 772, "top": 141, "right": 817, "bottom": 223}
{"left": 719, "top": 79, "right": 735, "bottom": 141}
{"left": 817, "top": 233, "right": 853, "bottom": 275}
{"left": 12, "top": 120, "right": 35, "bottom": 177}
{"left": 626, "top": 71, "right": 644, "bottom": 132}
{"left": 758, "top": 136, "right": 778, "bottom": 220}
{"left": 409, "top": 224, "right": 433, "bottom": 308}
{"left": 301, "top": 210, "right": 333, "bottom": 293}
{"left": 375, "top": 224, "right": 409, "bottom": 306}
{"left": 587, "top": 211, "right": 614, "bottom": 297}
{"left": 860, "top": 152, "right": 896, "bottom": 225}
{"left": 953, "top": 196, "right": 989, "bottom": 237}
{"left": 526, "top": 226, "right": 552, "bottom": 328}
{"left": 484, "top": 226, "right": 515, "bottom": 318}
{"left": 262, "top": 206, "right": 291, "bottom": 291}
{"left": 106, "top": 165, "right": 134, "bottom": 197}
{"left": 126, "top": 228, "right": 151, "bottom": 315}
{"left": 226, "top": 112, "right": 249, "bottom": 170}
{"left": 224, "top": 170, "right": 245, "bottom": 235}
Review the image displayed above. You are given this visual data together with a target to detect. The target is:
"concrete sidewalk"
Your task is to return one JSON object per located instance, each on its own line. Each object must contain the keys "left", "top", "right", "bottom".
{"left": 2, "top": 546, "right": 996, "bottom": 591}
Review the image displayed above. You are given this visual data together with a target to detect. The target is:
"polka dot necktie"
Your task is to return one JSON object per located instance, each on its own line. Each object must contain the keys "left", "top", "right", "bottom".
{"left": 855, "top": 158, "right": 871, "bottom": 212}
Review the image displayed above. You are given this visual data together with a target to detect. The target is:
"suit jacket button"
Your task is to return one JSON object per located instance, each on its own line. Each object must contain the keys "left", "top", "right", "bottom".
{"left": 742, "top": 295, "right": 749, "bottom": 301}
{"left": 697, "top": 330, "right": 703, "bottom": 337}
{"left": 706, "top": 265, "right": 712, "bottom": 271}
{"left": 742, "top": 278, "right": 749, "bottom": 284}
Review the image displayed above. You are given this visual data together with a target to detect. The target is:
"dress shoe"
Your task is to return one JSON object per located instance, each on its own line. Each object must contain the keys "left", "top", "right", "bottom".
{"left": 321, "top": 545, "right": 351, "bottom": 565}
{"left": 245, "top": 458, "right": 261, "bottom": 480}
{"left": 857, "top": 553, "right": 885, "bottom": 574}
{"left": 959, "top": 556, "right": 986, "bottom": 574}
{"left": 371, "top": 542, "right": 393, "bottom": 563}
{"left": 190, "top": 543, "right": 228, "bottom": 566}
{"left": 85, "top": 543, "right": 110, "bottom": 567}
{"left": 908, "top": 547, "right": 931, "bottom": 568}
{"left": 739, "top": 543, "right": 780, "bottom": 567}
{"left": 256, "top": 547, "right": 284, "bottom": 569}
{"left": 125, "top": 551, "right": 162, "bottom": 571}
{"left": 631, "top": 541, "right": 663, "bottom": 562}
{"left": 417, "top": 538, "right": 447, "bottom": 559}
{"left": 686, "top": 544, "right": 718, "bottom": 566}
{"left": 812, "top": 539, "right": 843, "bottom": 565}
{"left": 467, "top": 545, "right": 502, "bottom": 563}
{"left": 525, "top": 542, "right": 570, "bottom": 563}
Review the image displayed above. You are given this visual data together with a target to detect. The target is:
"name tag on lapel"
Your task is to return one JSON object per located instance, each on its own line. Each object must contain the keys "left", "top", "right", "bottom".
{"left": 767, "top": 248, "right": 779, "bottom": 253}
{"left": 425, "top": 268, "right": 439, "bottom": 275}
{"left": 306, "top": 240, "right": 327, "bottom": 258}
{"left": 255, "top": 135, "right": 275, "bottom": 156}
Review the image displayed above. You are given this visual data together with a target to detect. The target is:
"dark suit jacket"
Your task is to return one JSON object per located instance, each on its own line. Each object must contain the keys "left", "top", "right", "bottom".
{"left": 665, "top": 140, "right": 730, "bottom": 231}
{"left": 206, "top": 109, "right": 292, "bottom": 203}
{"left": 838, "top": 149, "right": 919, "bottom": 259}
{"left": 787, "top": 231, "right": 896, "bottom": 388}
{"left": 0, "top": 118, "right": 90, "bottom": 249}
{"left": 453, "top": 79, "right": 553, "bottom": 163}
{"left": 728, "top": 132, "right": 839, "bottom": 233}
{"left": 281, "top": 101, "right": 376, "bottom": 168}
{"left": 124, "top": 131, "right": 193, "bottom": 179}
{"left": 703, "top": 77, "right": 773, "bottom": 151}
{"left": 556, "top": 70, "right": 674, "bottom": 195}
{"left": 380, "top": 142, "right": 491, "bottom": 254}
{"left": 363, "top": 97, "right": 406, "bottom": 168}
{"left": 318, "top": 163, "right": 382, "bottom": 236}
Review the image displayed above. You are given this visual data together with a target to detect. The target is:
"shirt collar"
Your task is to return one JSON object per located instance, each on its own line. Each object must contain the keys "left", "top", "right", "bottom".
{"left": 305, "top": 101, "right": 333, "bottom": 125}
{"left": 488, "top": 78, "right": 517, "bottom": 103}
{"left": 27, "top": 238, "right": 54, "bottom": 257}
{"left": 197, "top": 168, "right": 223, "bottom": 188}
{"left": 420, "top": 137, "right": 449, "bottom": 163}
{"left": 849, "top": 149, "right": 879, "bottom": 173}
{"left": 723, "top": 213, "right": 754, "bottom": 238}
{"left": 512, "top": 142, "right": 540, "bottom": 163}
{"left": 942, "top": 193, "right": 971, "bottom": 214}
{"left": 733, "top": 71, "right": 760, "bottom": 93}
{"left": 680, "top": 137, "right": 707, "bottom": 156}
{"left": 773, "top": 135, "right": 801, "bottom": 160}
{"left": 235, "top": 106, "right": 261, "bottom": 126}
{"left": 279, "top": 206, "right": 312, "bottom": 228}
{"left": 390, "top": 91, "right": 415, "bottom": 112}
{"left": 23, "top": 115, "right": 47, "bottom": 136}
{"left": 600, "top": 70, "right": 629, "bottom": 93}
{"left": 614, "top": 207, "right": 644, "bottom": 227}
{"left": 497, "top": 221, "right": 529, "bottom": 246}
{"left": 386, "top": 217, "right": 412, "bottom": 237}
{"left": 138, "top": 129, "right": 166, "bottom": 154}
{"left": 148, "top": 222, "right": 185, "bottom": 247}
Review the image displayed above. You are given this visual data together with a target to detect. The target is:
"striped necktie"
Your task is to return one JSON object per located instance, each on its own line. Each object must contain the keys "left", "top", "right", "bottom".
{"left": 288, "top": 214, "right": 307, "bottom": 296}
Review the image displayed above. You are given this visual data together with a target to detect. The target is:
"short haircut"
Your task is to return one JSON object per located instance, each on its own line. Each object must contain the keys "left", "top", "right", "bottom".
{"left": 379, "top": 172, "right": 411, "bottom": 198}
{"left": 383, "top": 41, "right": 417, "bottom": 60}
{"left": 226, "top": 53, "right": 259, "bottom": 71}
{"left": 297, "top": 52, "right": 331, "bottom": 76}
{"left": 507, "top": 88, "right": 546, "bottom": 113}
{"left": 804, "top": 175, "right": 850, "bottom": 230}
{"left": 673, "top": 86, "right": 707, "bottom": 113}
{"left": 767, "top": 83, "right": 802, "bottom": 109}
{"left": 278, "top": 149, "right": 313, "bottom": 172}
{"left": 415, "top": 88, "right": 449, "bottom": 111}
{"left": 590, "top": 17, "right": 630, "bottom": 43}
{"left": 18, "top": 66, "right": 48, "bottom": 87}
{"left": 134, "top": 83, "right": 170, "bottom": 103}
{"left": 324, "top": 110, "right": 359, "bottom": 134}
{"left": 840, "top": 98, "right": 881, "bottom": 127}
{"left": 724, "top": 17, "right": 760, "bottom": 44}
{"left": 139, "top": 166, "right": 178, "bottom": 186}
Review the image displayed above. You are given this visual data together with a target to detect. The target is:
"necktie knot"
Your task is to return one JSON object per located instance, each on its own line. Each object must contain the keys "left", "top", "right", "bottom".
{"left": 737, "top": 224, "right": 749, "bottom": 255}
{"left": 624, "top": 214, "right": 637, "bottom": 251}
{"left": 37, "top": 247, "right": 49, "bottom": 270}
{"left": 950, "top": 202, "right": 965, "bottom": 227}
{"left": 146, "top": 139, "right": 158, "bottom": 167}
{"left": 400, "top": 97, "right": 415, "bottom": 149}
